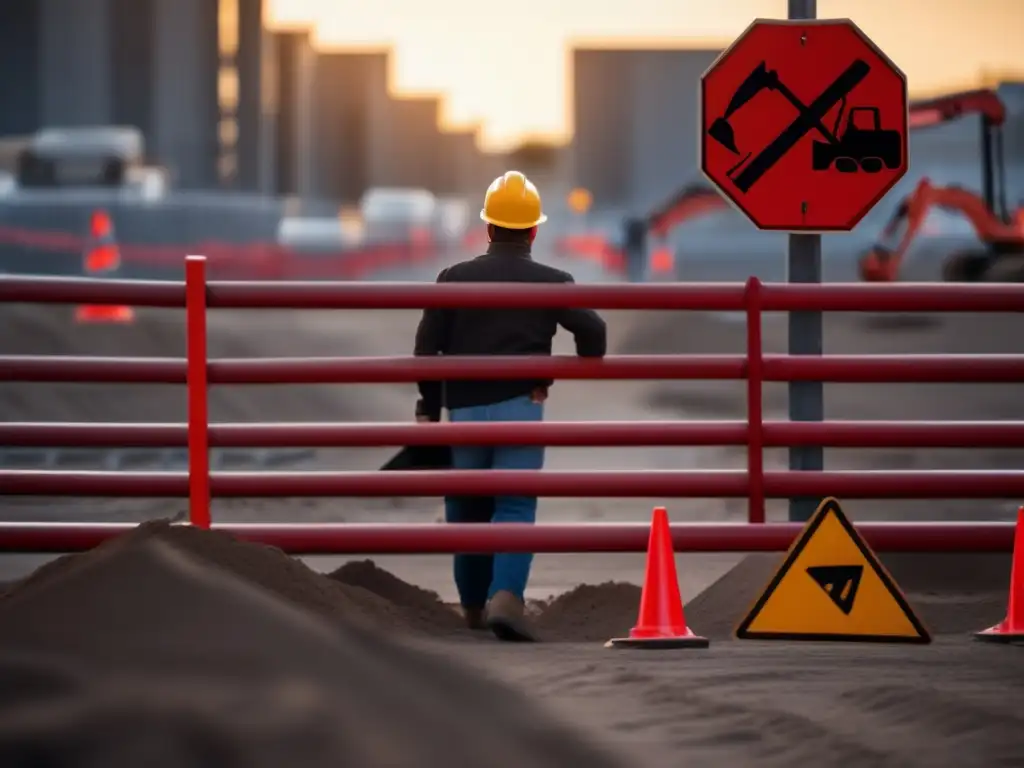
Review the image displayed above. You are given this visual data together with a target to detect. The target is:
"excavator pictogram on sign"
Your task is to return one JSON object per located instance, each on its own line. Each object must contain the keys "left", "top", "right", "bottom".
{"left": 700, "top": 19, "right": 909, "bottom": 232}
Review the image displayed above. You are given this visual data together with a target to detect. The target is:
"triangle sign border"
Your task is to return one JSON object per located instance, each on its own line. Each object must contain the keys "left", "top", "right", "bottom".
{"left": 734, "top": 497, "right": 932, "bottom": 644}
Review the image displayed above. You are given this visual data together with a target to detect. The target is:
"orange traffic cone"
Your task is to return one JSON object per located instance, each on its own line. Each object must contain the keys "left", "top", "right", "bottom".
{"left": 76, "top": 209, "right": 135, "bottom": 324}
{"left": 606, "top": 507, "right": 709, "bottom": 649}
{"left": 975, "top": 507, "right": 1024, "bottom": 644}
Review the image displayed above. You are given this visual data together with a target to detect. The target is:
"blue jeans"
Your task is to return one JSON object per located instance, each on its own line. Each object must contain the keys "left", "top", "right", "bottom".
{"left": 444, "top": 394, "right": 545, "bottom": 607}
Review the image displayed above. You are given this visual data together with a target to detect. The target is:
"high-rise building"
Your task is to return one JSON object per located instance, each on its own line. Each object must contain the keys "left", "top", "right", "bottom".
{"left": 271, "top": 28, "right": 316, "bottom": 198}
{"left": 436, "top": 127, "right": 481, "bottom": 194}
{"left": 0, "top": 0, "right": 264, "bottom": 190}
{"left": 571, "top": 48, "right": 720, "bottom": 211}
{"left": 366, "top": 94, "right": 444, "bottom": 190}
{"left": 570, "top": 49, "right": 633, "bottom": 211}
{"left": 234, "top": 0, "right": 271, "bottom": 193}
{"left": 312, "top": 50, "right": 389, "bottom": 203}
{"left": 0, "top": 1, "right": 42, "bottom": 137}
{"left": 149, "top": 0, "right": 220, "bottom": 189}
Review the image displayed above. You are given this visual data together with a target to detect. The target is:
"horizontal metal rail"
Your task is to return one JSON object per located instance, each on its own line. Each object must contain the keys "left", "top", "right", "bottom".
{"left": 0, "top": 354, "right": 745, "bottom": 383}
{"left": 5, "top": 353, "right": 1024, "bottom": 384}
{"left": 2, "top": 469, "right": 1023, "bottom": 498}
{"left": 5, "top": 268, "right": 1024, "bottom": 546}
{"left": 0, "top": 521, "right": 1013, "bottom": 554}
{"left": 3, "top": 420, "right": 1024, "bottom": 449}
{"left": 4, "top": 274, "right": 1024, "bottom": 312}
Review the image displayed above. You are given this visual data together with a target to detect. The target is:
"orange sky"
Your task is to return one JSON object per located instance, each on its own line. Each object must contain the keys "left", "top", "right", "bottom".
{"left": 267, "top": 0, "right": 1024, "bottom": 151}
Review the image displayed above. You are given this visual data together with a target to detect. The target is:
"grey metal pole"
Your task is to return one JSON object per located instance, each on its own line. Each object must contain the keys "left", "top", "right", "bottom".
{"left": 786, "top": 0, "right": 823, "bottom": 522}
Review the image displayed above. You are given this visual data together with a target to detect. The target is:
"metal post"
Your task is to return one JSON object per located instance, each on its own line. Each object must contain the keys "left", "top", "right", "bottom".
{"left": 185, "top": 255, "right": 211, "bottom": 529}
{"left": 787, "top": 0, "right": 823, "bottom": 522}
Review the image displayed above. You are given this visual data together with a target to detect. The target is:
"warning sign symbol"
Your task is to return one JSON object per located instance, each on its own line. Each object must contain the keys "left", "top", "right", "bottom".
{"left": 806, "top": 565, "right": 862, "bottom": 615}
{"left": 735, "top": 498, "right": 930, "bottom": 644}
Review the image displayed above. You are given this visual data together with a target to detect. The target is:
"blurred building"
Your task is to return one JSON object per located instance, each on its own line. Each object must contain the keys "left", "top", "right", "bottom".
{"left": 0, "top": 3, "right": 532, "bottom": 201}
{"left": 270, "top": 28, "right": 317, "bottom": 198}
{"left": 233, "top": 0, "right": 272, "bottom": 194}
{"left": 312, "top": 50, "right": 389, "bottom": 203}
{"left": 366, "top": 94, "right": 444, "bottom": 191}
{"left": 0, "top": 3, "right": 42, "bottom": 137}
{"left": 436, "top": 126, "right": 483, "bottom": 194}
{"left": 571, "top": 47, "right": 721, "bottom": 213}
{"left": 0, "top": 0, "right": 265, "bottom": 191}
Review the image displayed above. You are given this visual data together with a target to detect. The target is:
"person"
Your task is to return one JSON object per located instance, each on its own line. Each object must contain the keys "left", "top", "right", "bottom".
{"left": 413, "top": 170, "right": 607, "bottom": 641}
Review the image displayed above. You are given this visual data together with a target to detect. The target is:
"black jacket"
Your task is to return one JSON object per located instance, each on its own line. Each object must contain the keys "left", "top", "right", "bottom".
{"left": 414, "top": 241, "right": 607, "bottom": 416}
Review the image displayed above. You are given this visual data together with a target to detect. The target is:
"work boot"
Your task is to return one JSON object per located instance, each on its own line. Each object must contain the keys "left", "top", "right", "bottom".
{"left": 463, "top": 606, "right": 488, "bottom": 631}
{"left": 485, "top": 590, "right": 536, "bottom": 642}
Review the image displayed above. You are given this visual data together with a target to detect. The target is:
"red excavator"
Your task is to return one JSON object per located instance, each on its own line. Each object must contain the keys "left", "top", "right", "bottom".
{"left": 555, "top": 182, "right": 727, "bottom": 278}
{"left": 859, "top": 89, "right": 1024, "bottom": 282}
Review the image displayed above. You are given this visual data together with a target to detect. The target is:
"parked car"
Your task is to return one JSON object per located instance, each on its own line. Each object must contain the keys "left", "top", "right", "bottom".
{"left": 359, "top": 187, "right": 437, "bottom": 247}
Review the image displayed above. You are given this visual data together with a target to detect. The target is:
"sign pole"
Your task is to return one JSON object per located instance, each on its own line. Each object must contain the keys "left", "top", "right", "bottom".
{"left": 786, "top": 0, "right": 823, "bottom": 523}
{"left": 699, "top": 9, "right": 908, "bottom": 523}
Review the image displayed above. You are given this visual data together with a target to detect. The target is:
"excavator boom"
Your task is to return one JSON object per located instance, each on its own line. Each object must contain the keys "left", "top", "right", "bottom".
{"left": 647, "top": 184, "right": 727, "bottom": 237}
{"left": 859, "top": 178, "right": 1024, "bottom": 281}
{"left": 908, "top": 89, "right": 1006, "bottom": 129}
{"left": 859, "top": 87, "right": 1020, "bottom": 282}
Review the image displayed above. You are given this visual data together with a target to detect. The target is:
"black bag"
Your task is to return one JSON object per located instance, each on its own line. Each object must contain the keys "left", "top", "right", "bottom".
{"left": 379, "top": 445, "right": 453, "bottom": 471}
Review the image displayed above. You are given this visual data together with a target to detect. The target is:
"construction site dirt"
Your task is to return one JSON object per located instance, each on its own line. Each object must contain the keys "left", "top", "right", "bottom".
{"left": 2, "top": 276, "right": 1024, "bottom": 766}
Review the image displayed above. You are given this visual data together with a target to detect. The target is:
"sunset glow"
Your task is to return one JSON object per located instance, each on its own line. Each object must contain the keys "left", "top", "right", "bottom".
{"left": 267, "top": 0, "right": 1023, "bottom": 151}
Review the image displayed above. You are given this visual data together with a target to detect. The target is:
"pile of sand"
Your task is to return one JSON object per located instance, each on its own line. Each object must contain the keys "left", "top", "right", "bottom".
{"left": 0, "top": 526, "right": 625, "bottom": 767}
{"left": 1, "top": 522, "right": 644, "bottom": 643}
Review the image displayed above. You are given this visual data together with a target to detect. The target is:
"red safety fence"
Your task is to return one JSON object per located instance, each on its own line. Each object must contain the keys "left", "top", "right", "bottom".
{"left": 2, "top": 260, "right": 1024, "bottom": 554}
{"left": 0, "top": 222, "right": 466, "bottom": 280}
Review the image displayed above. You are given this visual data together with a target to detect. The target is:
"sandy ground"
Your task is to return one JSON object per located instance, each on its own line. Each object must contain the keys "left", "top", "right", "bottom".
{"left": 442, "top": 640, "right": 1024, "bottom": 766}
{"left": 2, "top": 252, "right": 1024, "bottom": 765}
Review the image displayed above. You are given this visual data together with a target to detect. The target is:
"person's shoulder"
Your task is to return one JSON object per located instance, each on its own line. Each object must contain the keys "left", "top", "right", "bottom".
{"left": 527, "top": 260, "right": 575, "bottom": 284}
{"left": 436, "top": 258, "right": 479, "bottom": 282}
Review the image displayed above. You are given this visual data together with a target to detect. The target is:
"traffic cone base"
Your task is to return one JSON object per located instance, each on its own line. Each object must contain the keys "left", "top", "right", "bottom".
{"left": 606, "top": 506, "right": 709, "bottom": 650}
{"left": 974, "top": 507, "right": 1024, "bottom": 645}
{"left": 604, "top": 632, "right": 709, "bottom": 649}
{"left": 974, "top": 621, "right": 1024, "bottom": 644}
{"left": 75, "top": 304, "right": 135, "bottom": 324}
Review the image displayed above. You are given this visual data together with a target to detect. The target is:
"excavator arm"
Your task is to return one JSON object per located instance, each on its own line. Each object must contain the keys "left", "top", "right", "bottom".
{"left": 908, "top": 89, "right": 1006, "bottom": 130}
{"left": 554, "top": 183, "right": 726, "bottom": 276}
{"left": 646, "top": 184, "right": 728, "bottom": 238}
{"left": 858, "top": 178, "right": 1024, "bottom": 281}
{"left": 858, "top": 88, "right": 1020, "bottom": 282}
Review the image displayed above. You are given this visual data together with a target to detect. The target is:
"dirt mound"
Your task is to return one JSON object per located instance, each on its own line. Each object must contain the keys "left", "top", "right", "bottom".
{"left": 533, "top": 582, "right": 641, "bottom": 642}
{"left": 684, "top": 552, "right": 1011, "bottom": 640}
{"left": 0, "top": 536, "right": 624, "bottom": 767}
{"left": 2, "top": 521, "right": 461, "bottom": 637}
{"left": 2, "top": 523, "right": 651, "bottom": 643}
{"left": 327, "top": 561, "right": 647, "bottom": 643}
{"left": 328, "top": 560, "right": 464, "bottom": 634}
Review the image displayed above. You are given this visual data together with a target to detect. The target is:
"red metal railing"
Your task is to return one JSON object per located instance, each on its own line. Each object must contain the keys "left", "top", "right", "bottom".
{"left": 2, "top": 258, "right": 1024, "bottom": 554}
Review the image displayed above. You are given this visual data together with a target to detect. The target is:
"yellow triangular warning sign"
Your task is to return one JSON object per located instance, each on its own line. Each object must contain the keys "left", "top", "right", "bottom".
{"left": 735, "top": 497, "right": 930, "bottom": 644}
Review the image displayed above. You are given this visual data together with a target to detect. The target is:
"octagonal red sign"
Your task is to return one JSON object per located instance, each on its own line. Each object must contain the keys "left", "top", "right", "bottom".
{"left": 700, "top": 19, "right": 908, "bottom": 232}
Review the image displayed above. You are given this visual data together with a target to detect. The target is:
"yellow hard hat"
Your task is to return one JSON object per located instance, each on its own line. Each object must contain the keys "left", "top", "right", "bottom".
{"left": 480, "top": 170, "right": 547, "bottom": 229}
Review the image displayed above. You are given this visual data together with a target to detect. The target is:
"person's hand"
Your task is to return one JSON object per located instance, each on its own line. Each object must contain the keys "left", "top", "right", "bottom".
{"left": 530, "top": 386, "right": 548, "bottom": 404}
{"left": 416, "top": 414, "right": 432, "bottom": 424}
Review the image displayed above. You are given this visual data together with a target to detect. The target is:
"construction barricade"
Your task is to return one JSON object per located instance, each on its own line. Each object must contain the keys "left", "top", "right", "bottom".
{"left": 1, "top": 260, "right": 1024, "bottom": 555}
